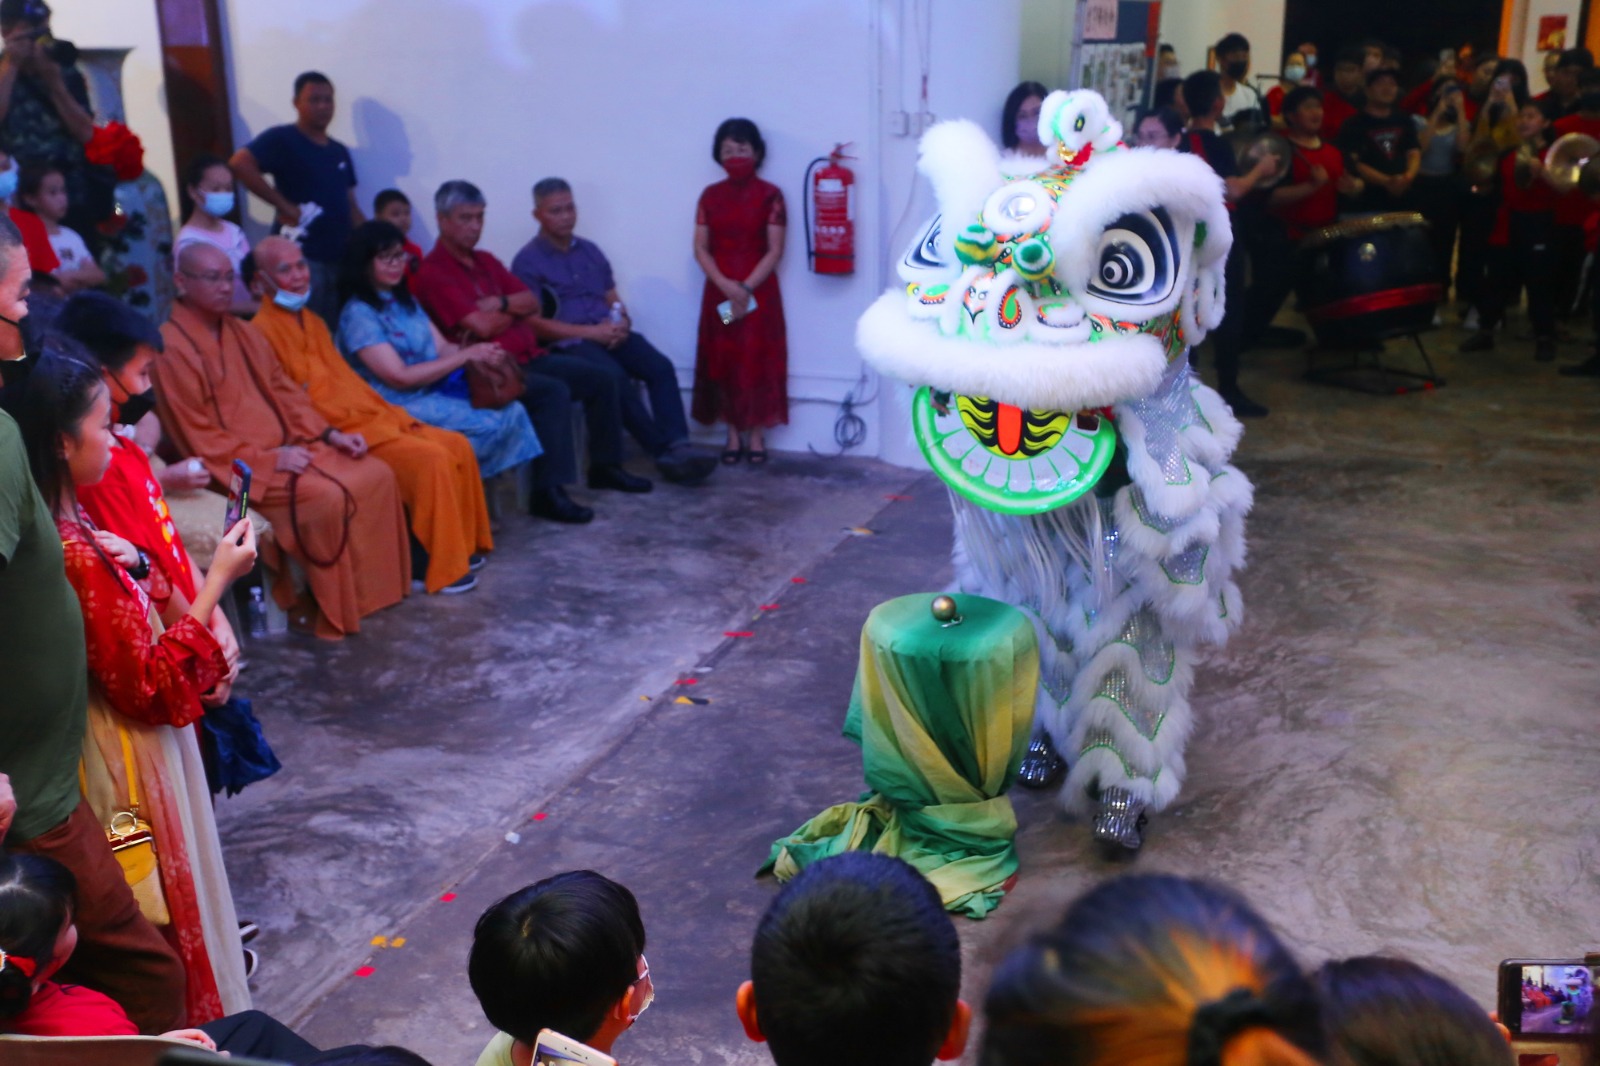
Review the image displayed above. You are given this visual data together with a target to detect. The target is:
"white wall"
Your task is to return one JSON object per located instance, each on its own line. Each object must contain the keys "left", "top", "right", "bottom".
{"left": 47, "top": 0, "right": 178, "bottom": 210}
{"left": 1020, "top": 0, "right": 1075, "bottom": 87}
{"left": 1511, "top": 0, "right": 1585, "bottom": 92}
{"left": 219, "top": 0, "right": 1022, "bottom": 462}
{"left": 1159, "top": 0, "right": 1285, "bottom": 85}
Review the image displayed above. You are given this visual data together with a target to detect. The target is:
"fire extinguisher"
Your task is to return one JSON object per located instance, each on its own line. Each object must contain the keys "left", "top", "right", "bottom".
{"left": 804, "top": 143, "right": 855, "bottom": 275}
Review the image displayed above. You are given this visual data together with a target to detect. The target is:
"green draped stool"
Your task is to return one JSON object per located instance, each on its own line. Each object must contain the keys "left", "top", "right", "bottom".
{"left": 762, "top": 592, "right": 1038, "bottom": 918}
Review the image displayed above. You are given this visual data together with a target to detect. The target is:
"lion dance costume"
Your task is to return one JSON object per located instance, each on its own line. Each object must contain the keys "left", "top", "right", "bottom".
{"left": 856, "top": 90, "right": 1253, "bottom": 853}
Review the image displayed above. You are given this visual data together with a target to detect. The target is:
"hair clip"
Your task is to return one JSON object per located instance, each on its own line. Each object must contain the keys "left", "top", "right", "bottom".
{"left": 0, "top": 947, "right": 38, "bottom": 979}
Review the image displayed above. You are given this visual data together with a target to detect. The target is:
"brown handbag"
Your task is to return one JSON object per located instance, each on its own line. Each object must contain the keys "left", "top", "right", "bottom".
{"left": 466, "top": 353, "right": 526, "bottom": 409}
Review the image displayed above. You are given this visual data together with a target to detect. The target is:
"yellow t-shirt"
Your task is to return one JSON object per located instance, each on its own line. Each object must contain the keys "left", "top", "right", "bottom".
{"left": 475, "top": 1031, "right": 516, "bottom": 1066}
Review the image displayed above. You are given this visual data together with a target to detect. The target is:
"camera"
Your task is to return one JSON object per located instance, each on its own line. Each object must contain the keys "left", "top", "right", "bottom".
{"left": 1498, "top": 956, "right": 1599, "bottom": 1040}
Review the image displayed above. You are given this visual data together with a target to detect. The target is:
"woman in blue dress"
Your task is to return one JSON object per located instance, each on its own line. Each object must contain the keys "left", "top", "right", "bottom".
{"left": 337, "top": 221, "right": 541, "bottom": 478}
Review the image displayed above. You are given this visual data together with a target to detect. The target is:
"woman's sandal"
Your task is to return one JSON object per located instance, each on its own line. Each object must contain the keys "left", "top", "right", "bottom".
{"left": 746, "top": 447, "right": 768, "bottom": 465}
{"left": 721, "top": 446, "right": 744, "bottom": 465}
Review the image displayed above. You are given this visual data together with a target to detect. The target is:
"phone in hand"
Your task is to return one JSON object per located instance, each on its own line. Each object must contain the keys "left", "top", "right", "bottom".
{"left": 224, "top": 459, "right": 252, "bottom": 533}
{"left": 1498, "top": 958, "right": 1598, "bottom": 1039}
{"left": 532, "top": 1029, "right": 617, "bottom": 1066}
{"left": 718, "top": 294, "right": 759, "bottom": 325}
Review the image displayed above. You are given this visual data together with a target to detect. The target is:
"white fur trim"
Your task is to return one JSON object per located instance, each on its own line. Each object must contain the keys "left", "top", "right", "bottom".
{"left": 857, "top": 291, "right": 1167, "bottom": 411}
{"left": 917, "top": 120, "right": 1003, "bottom": 236}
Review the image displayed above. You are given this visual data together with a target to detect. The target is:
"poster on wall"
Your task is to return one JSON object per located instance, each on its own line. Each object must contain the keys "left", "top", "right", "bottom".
{"left": 1538, "top": 14, "right": 1568, "bottom": 51}
{"left": 1084, "top": 0, "right": 1118, "bottom": 41}
{"left": 1081, "top": 41, "right": 1151, "bottom": 131}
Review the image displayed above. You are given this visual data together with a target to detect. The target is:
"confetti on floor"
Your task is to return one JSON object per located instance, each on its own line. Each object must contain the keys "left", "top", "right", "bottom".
{"left": 724, "top": 630, "right": 754, "bottom": 638}
{"left": 354, "top": 966, "right": 375, "bottom": 978}
{"left": 759, "top": 604, "right": 780, "bottom": 610}
{"left": 391, "top": 937, "right": 406, "bottom": 948}
{"left": 674, "top": 695, "right": 711, "bottom": 706}
{"left": 675, "top": 677, "right": 699, "bottom": 685}
{"left": 504, "top": 831, "right": 521, "bottom": 844}
{"left": 791, "top": 576, "right": 807, "bottom": 583}
{"left": 439, "top": 893, "right": 456, "bottom": 902}
{"left": 532, "top": 812, "right": 548, "bottom": 821}
{"left": 843, "top": 526, "right": 875, "bottom": 536}
{"left": 885, "top": 494, "right": 914, "bottom": 501}
{"left": 371, "top": 936, "right": 389, "bottom": 947}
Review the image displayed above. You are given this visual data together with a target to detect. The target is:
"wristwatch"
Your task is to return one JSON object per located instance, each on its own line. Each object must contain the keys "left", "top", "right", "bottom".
{"left": 128, "top": 549, "right": 151, "bottom": 581}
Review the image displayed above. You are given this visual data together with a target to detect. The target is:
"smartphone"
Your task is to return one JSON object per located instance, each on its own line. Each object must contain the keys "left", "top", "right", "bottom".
{"left": 1498, "top": 958, "right": 1598, "bottom": 1039}
{"left": 1494, "top": 74, "right": 1513, "bottom": 93}
{"left": 223, "top": 459, "right": 252, "bottom": 532}
{"left": 718, "top": 294, "right": 759, "bottom": 325}
{"left": 532, "top": 1028, "right": 617, "bottom": 1066}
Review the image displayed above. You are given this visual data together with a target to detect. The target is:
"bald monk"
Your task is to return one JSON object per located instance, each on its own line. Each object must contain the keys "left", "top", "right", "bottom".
{"left": 250, "top": 235, "right": 491, "bottom": 595}
{"left": 155, "top": 241, "right": 409, "bottom": 638}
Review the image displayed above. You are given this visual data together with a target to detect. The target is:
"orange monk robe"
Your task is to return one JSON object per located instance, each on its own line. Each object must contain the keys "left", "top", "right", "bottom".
{"left": 252, "top": 297, "right": 492, "bottom": 593}
{"left": 154, "top": 301, "right": 410, "bottom": 638}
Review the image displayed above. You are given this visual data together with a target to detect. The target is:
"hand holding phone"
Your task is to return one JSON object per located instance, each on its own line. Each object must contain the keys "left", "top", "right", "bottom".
{"left": 1498, "top": 958, "right": 1598, "bottom": 1039}
{"left": 224, "top": 459, "right": 252, "bottom": 534}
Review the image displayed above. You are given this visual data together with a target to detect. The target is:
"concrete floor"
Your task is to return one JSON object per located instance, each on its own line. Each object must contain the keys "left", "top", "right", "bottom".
{"left": 216, "top": 316, "right": 1600, "bottom": 1065}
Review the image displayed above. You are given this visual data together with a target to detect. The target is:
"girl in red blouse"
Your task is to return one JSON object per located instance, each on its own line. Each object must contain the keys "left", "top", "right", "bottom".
{"left": 13, "top": 344, "right": 257, "bottom": 1024}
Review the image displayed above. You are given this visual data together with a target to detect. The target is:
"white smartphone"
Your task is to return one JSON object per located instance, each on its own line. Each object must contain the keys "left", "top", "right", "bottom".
{"left": 718, "top": 294, "right": 759, "bottom": 324}
{"left": 532, "top": 1029, "right": 617, "bottom": 1066}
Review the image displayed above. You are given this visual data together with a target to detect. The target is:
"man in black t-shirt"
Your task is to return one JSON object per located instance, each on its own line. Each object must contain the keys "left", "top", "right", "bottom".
{"left": 1337, "top": 67, "right": 1420, "bottom": 213}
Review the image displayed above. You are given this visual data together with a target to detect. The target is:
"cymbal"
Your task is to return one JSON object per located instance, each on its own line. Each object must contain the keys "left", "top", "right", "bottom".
{"left": 1544, "top": 132, "right": 1600, "bottom": 193}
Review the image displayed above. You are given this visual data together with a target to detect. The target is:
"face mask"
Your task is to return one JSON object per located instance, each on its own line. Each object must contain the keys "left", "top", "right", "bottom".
{"left": 1160, "top": 62, "right": 1182, "bottom": 80}
{"left": 115, "top": 387, "right": 155, "bottom": 427}
{"left": 722, "top": 157, "right": 757, "bottom": 181}
{"left": 202, "top": 191, "right": 235, "bottom": 217}
{"left": 1304, "top": 54, "right": 1318, "bottom": 69}
{"left": 0, "top": 164, "right": 18, "bottom": 202}
{"left": 1225, "top": 60, "right": 1248, "bottom": 80}
{"left": 272, "top": 285, "right": 311, "bottom": 312}
{"left": 1285, "top": 65, "right": 1306, "bottom": 82}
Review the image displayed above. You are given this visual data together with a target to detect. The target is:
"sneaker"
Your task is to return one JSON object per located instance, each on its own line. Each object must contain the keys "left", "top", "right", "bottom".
{"left": 238, "top": 920, "right": 260, "bottom": 944}
{"left": 1559, "top": 355, "right": 1600, "bottom": 376}
{"left": 469, "top": 553, "right": 489, "bottom": 572}
{"left": 1462, "top": 307, "right": 1481, "bottom": 331}
{"left": 1459, "top": 331, "right": 1494, "bottom": 353}
{"left": 439, "top": 573, "right": 478, "bottom": 595}
{"left": 1535, "top": 337, "right": 1558, "bottom": 363}
{"left": 243, "top": 947, "right": 259, "bottom": 979}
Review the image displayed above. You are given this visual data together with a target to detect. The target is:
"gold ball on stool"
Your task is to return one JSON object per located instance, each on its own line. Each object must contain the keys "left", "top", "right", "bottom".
{"left": 930, "top": 595, "right": 959, "bottom": 623}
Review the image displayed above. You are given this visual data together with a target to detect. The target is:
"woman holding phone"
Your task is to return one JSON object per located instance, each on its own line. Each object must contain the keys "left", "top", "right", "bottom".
{"left": 1415, "top": 78, "right": 1467, "bottom": 302}
{"left": 12, "top": 339, "right": 257, "bottom": 1024}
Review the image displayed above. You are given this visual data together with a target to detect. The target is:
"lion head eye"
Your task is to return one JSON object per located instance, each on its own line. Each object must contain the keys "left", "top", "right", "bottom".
{"left": 1086, "top": 208, "right": 1180, "bottom": 306}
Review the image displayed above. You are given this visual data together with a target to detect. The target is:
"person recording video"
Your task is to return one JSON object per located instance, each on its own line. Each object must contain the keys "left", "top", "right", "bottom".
{"left": 0, "top": 0, "right": 97, "bottom": 239}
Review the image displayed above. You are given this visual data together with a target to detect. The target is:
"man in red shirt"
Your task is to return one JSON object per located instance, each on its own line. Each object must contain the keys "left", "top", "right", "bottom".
{"left": 411, "top": 180, "right": 649, "bottom": 522}
{"left": 1320, "top": 48, "right": 1365, "bottom": 140}
{"left": 1272, "top": 87, "right": 1363, "bottom": 240}
{"left": 1548, "top": 72, "right": 1600, "bottom": 319}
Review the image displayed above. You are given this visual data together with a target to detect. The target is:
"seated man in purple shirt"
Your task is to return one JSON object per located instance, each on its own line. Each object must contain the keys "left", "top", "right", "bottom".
{"left": 511, "top": 178, "right": 716, "bottom": 486}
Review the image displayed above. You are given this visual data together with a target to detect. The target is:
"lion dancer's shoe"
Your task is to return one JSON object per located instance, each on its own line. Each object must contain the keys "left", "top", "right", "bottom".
{"left": 1092, "top": 786, "right": 1148, "bottom": 853}
{"left": 1016, "top": 731, "right": 1067, "bottom": 789}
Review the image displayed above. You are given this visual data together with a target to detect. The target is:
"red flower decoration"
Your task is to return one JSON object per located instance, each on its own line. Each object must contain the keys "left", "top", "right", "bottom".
{"left": 126, "top": 265, "right": 149, "bottom": 286}
{"left": 85, "top": 122, "right": 145, "bottom": 182}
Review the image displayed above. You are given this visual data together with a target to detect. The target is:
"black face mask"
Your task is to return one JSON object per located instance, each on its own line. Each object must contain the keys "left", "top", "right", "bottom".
{"left": 116, "top": 387, "right": 156, "bottom": 427}
{"left": 1225, "top": 60, "right": 1249, "bottom": 80}
{"left": 0, "top": 313, "right": 30, "bottom": 390}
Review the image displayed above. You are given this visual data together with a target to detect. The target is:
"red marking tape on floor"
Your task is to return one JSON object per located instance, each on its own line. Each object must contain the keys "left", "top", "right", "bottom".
{"left": 354, "top": 966, "right": 376, "bottom": 978}
{"left": 725, "top": 630, "right": 754, "bottom": 638}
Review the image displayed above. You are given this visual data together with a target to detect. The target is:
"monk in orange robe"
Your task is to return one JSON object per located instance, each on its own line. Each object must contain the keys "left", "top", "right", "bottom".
{"left": 154, "top": 242, "right": 409, "bottom": 639}
{"left": 250, "top": 236, "right": 492, "bottom": 594}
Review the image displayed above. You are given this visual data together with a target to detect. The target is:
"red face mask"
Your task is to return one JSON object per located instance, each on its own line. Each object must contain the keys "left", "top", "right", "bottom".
{"left": 722, "top": 156, "right": 757, "bottom": 181}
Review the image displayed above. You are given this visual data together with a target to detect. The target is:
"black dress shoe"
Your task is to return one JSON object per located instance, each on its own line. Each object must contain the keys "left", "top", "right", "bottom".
{"left": 588, "top": 464, "right": 653, "bottom": 493}
{"left": 1220, "top": 388, "right": 1270, "bottom": 418}
{"left": 529, "top": 486, "right": 595, "bottom": 524}
{"left": 658, "top": 451, "right": 718, "bottom": 485}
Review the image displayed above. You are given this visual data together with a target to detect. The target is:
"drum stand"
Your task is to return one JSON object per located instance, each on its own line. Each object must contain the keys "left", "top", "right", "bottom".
{"left": 1303, "top": 329, "right": 1446, "bottom": 395}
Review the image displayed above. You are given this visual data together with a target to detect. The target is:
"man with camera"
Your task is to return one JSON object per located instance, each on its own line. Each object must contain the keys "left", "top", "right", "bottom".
{"left": 0, "top": 0, "right": 95, "bottom": 238}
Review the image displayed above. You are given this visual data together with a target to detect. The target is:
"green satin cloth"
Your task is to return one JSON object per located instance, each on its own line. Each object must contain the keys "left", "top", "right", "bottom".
{"left": 763, "top": 593, "right": 1038, "bottom": 918}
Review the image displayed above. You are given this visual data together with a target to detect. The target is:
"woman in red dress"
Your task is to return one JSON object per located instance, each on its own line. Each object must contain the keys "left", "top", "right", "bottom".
{"left": 13, "top": 345, "right": 258, "bottom": 1024}
{"left": 692, "top": 117, "right": 788, "bottom": 465}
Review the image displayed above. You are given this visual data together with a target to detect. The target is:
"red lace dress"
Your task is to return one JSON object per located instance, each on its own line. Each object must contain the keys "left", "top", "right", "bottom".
{"left": 692, "top": 174, "right": 789, "bottom": 430}
{"left": 58, "top": 515, "right": 239, "bottom": 1023}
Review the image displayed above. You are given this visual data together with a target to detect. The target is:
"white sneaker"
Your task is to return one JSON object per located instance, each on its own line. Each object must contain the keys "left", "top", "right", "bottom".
{"left": 1462, "top": 307, "right": 1480, "bottom": 331}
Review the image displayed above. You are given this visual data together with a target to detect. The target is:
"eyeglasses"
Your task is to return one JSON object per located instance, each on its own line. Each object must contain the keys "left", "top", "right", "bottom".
{"left": 631, "top": 956, "right": 654, "bottom": 1016}
{"left": 181, "top": 270, "right": 236, "bottom": 285}
{"left": 375, "top": 250, "right": 409, "bottom": 267}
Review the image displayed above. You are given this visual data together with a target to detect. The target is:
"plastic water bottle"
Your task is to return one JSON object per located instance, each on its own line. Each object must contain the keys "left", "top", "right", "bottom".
{"left": 609, "top": 301, "right": 624, "bottom": 324}
{"left": 246, "top": 587, "right": 269, "bottom": 638}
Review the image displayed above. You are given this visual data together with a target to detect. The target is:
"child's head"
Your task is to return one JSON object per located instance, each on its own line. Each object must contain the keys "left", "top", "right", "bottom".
{"left": 983, "top": 874, "right": 1323, "bottom": 1066}
{"left": 740, "top": 853, "right": 969, "bottom": 1066}
{"left": 1314, "top": 956, "right": 1514, "bottom": 1066}
{"left": 183, "top": 153, "right": 235, "bottom": 220}
{"left": 1517, "top": 102, "right": 1549, "bottom": 142}
{"left": 374, "top": 189, "right": 412, "bottom": 235}
{"left": 1283, "top": 87, "right": 1325, "bottom": 136}
{"left": 0, "top": 852, "right": 78, "bottom": 1020}
{"left": 17, "top": 162, "right": 67, "bottom": 223}
{"left": 467, "top": 871, "right": 650, "bottom": 1053}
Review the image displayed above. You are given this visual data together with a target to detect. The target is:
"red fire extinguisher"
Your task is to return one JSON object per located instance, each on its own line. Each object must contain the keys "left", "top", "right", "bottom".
{"left": 805, "top": 143, "right": 855, "bottom": 275}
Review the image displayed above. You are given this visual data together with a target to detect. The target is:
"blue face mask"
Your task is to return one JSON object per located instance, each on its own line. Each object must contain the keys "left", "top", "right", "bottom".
{"left": 0, "top": 165, "right": 18, "bottom": 202}
{"left": 202, "top": 191, "right": 235, "bottom": 217}
{"left": 272, "top": 285, "right": 311, "bottom": 312}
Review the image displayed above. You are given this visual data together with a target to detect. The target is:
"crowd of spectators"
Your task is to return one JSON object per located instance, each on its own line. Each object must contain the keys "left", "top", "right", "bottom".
{"left": 1125, "top": 31, "right": 1600, "bottom": 408}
